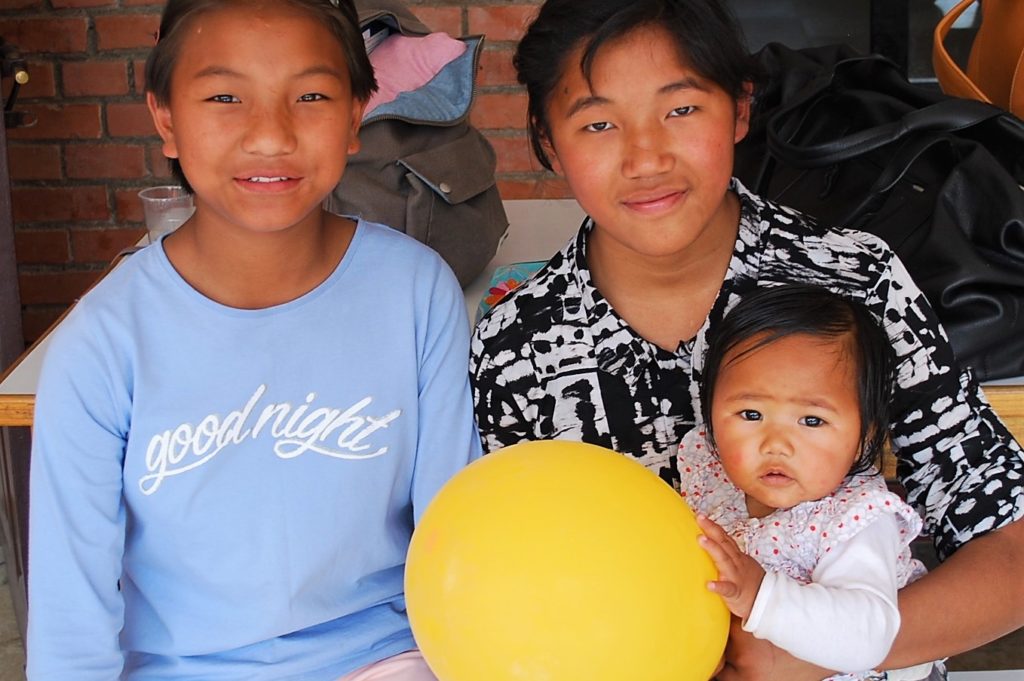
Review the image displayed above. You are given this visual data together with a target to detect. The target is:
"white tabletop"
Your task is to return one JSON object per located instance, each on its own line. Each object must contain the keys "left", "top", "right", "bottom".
{"left": 950, "top": 673, "right": 1024, "bottom": 680}
{"left": 0, "top": 330, "right": 51, "bottom": 396}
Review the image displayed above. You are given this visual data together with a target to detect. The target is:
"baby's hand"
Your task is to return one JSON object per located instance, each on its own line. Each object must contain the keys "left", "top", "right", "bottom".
{"left": 696, "top": 514, "right": 765, "bottom": 619}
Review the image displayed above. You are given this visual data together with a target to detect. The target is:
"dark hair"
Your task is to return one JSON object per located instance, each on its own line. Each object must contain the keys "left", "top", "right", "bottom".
{"left": 513, "top": 0, "right": 760, "bottom": 171}
{"left": 144, "top": 0, "right": 377, "bottom": 193}
{"left": 700, "top": 285, "right": 895, "bottom": 476}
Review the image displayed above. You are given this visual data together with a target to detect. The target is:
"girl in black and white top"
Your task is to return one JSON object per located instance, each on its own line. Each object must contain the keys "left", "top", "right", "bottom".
{"left": 470, "top": 0, "right": 1024, "bottom": 678}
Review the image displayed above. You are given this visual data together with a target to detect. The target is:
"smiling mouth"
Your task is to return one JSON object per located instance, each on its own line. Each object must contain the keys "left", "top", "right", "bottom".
{"left": 244, "top": 176, "right": 293, "bottom": 183}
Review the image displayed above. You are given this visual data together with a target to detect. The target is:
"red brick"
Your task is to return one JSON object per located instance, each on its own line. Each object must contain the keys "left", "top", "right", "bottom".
{"left": 133, "top": 59, "right": 148, "bottom": 93}
{"left": 95, "top": 14, "right": 161, "bottom": 51}
{"left": 71, "top": 228, "right": 145, "bottom": 263}
{"left": 13, "top": 229, "right": 70, "bottom": 265}
{"left": 148, "top": 144, "right": 174, "bottom": 178}
{"left": 66, "top": 143, "right": 147, "bottom": 179}
{"left": 18, "top": 61, "right": 56, "bottom": 99}
{"left": 0, "top": 18, "right": 89, "bottom": 54}
{"left": 107, "top": 101, "right": 157, "bottom": 137}
{"left": 497, "top": 177, "right": 571, "bottom": 199}
{"left": 469, "top": 92, "right": 528, "bottom": 130}
{"left": 122, "top": 0, "right": 165, "bottom": 6}
{"left": 63, "top": 61, "right": 129, "bottom": 97}
{"left": 22, "top": 306, "right": 66, "bottom": 345}
{"left": 486, "top": 134, "right": 537, "bottom": 173}
{"left": 11, "top": 186, "right": 109, "bottom": 223}
{"left": 412, "top": 7, "right": 463, "bottom": 37}
{"left": 6, "top": 103, "right": 102, "bottom": 140}
{"left": 2, "top": 0, "right": 44, "bottom": 9}
{"left": 18, "top": 270, "right": 102, "bottom": 306}
{"left": 467, "top": 5, "right": 538, "bottom": 42}
{"left": 7, "top": 144, "right": 62, "bottom": 181}
{"left": 477, "top": 47, "right": 518, "bottom": 87}
{"left": 115, "top": 188, "right": 147, "bottom": 222}
{"left": 52, "top": 0, "right": 116, "bottom": 7}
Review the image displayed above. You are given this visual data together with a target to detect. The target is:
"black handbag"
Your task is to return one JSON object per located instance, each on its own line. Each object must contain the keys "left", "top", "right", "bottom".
{"left": 735, "top": 43, "right": 1024, "bottom": 382}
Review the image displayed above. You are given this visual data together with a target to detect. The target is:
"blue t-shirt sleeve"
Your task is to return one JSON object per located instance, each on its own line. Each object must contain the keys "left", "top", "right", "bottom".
{"left": 27, "top": 310, "right": 130, "bottom": 679}
{"left": 410, "top": 261, "right": 482, "bottom": 523}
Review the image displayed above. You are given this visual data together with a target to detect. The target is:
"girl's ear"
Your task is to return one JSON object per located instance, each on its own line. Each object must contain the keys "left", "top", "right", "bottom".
{"left": 540, "top": 130, "right": 562, "bottom": 175}
{"left": 147, "top": 92, "right": 180, "bottom": 160}
{"left": 347, "top": 98, "right": 368, "bottom": 156}
{"left": 733, "top": 81, "right": 754, "bottom": 144}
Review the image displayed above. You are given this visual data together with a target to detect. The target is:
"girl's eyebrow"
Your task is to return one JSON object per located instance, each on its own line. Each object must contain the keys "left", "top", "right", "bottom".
{"left": 192, "top": 65, "right": 243, "bottom": 79}
{"left": 565, "top": 95, "right": 611, "bottom": 118}
{"left": 565, "top": 76, "right": 708, "bottom": 118}
{"left": 661, "top": 76, "right": 708, "bottom": 94}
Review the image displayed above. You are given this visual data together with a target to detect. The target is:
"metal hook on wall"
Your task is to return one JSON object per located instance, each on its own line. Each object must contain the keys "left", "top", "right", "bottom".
{"left": 1, "top": 37, "right": 34, "bottom": 129}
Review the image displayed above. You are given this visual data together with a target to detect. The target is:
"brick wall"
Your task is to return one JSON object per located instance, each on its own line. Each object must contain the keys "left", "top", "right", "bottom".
{"left": 0, "top": 0, "right": 568, "bottom": 344}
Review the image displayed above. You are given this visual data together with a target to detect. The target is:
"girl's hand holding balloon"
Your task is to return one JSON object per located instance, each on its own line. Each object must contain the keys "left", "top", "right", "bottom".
{"left": 697, "top": 514, "right": 765, "bottom": 619}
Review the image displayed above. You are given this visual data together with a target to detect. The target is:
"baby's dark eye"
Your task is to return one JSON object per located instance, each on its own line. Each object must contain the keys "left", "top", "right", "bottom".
{"left": 584, "top": 121, "right": 613, "bottom": 133}
{"left": 208, "top": 94, "right": 240, "bottom": 104}
{"left": 298, "top": 93, "right": 327, "bottom": 102}
{"left": 739, "top": 410, "right": 761, "bottom": 422}
{"left": 800, "top": 416, "right": 825, "bottom": 427}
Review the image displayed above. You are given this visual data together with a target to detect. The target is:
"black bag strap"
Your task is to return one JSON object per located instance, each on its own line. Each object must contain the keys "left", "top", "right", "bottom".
{"left": 767, "top": 98, "right": 1005, "bottom": 167}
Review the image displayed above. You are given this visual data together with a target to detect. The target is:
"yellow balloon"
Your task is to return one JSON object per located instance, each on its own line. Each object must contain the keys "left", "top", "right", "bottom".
{"left": 406, "top": 440, "right": 728, "bottom": 681}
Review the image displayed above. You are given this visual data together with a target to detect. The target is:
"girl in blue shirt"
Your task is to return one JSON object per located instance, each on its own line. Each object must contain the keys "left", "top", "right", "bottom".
{"left": 26, "top": 1, "right": 480, "bottom": 678}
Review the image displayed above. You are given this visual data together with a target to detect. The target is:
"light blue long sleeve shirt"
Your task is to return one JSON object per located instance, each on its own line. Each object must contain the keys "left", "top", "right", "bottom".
{"left": 27, "top": 221, "right": 481, "bottom": 680}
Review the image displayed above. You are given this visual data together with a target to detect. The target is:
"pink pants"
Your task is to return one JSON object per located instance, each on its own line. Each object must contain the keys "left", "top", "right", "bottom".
{"left": 336, "top": 650, "right": 438, "bottom": 681}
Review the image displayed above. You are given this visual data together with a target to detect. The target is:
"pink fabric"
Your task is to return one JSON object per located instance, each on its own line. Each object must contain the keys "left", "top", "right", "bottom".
{"left": 335, "top": 650, "right": 437, "bottom": 681}
{"left": 364, "top": 33, "right": 467, "bottom": 115}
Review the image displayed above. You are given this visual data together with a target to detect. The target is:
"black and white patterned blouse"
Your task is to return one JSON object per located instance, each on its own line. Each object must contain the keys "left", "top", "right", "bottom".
{"left": 470, "top": 180, "right": 1024, "bottom": 560}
